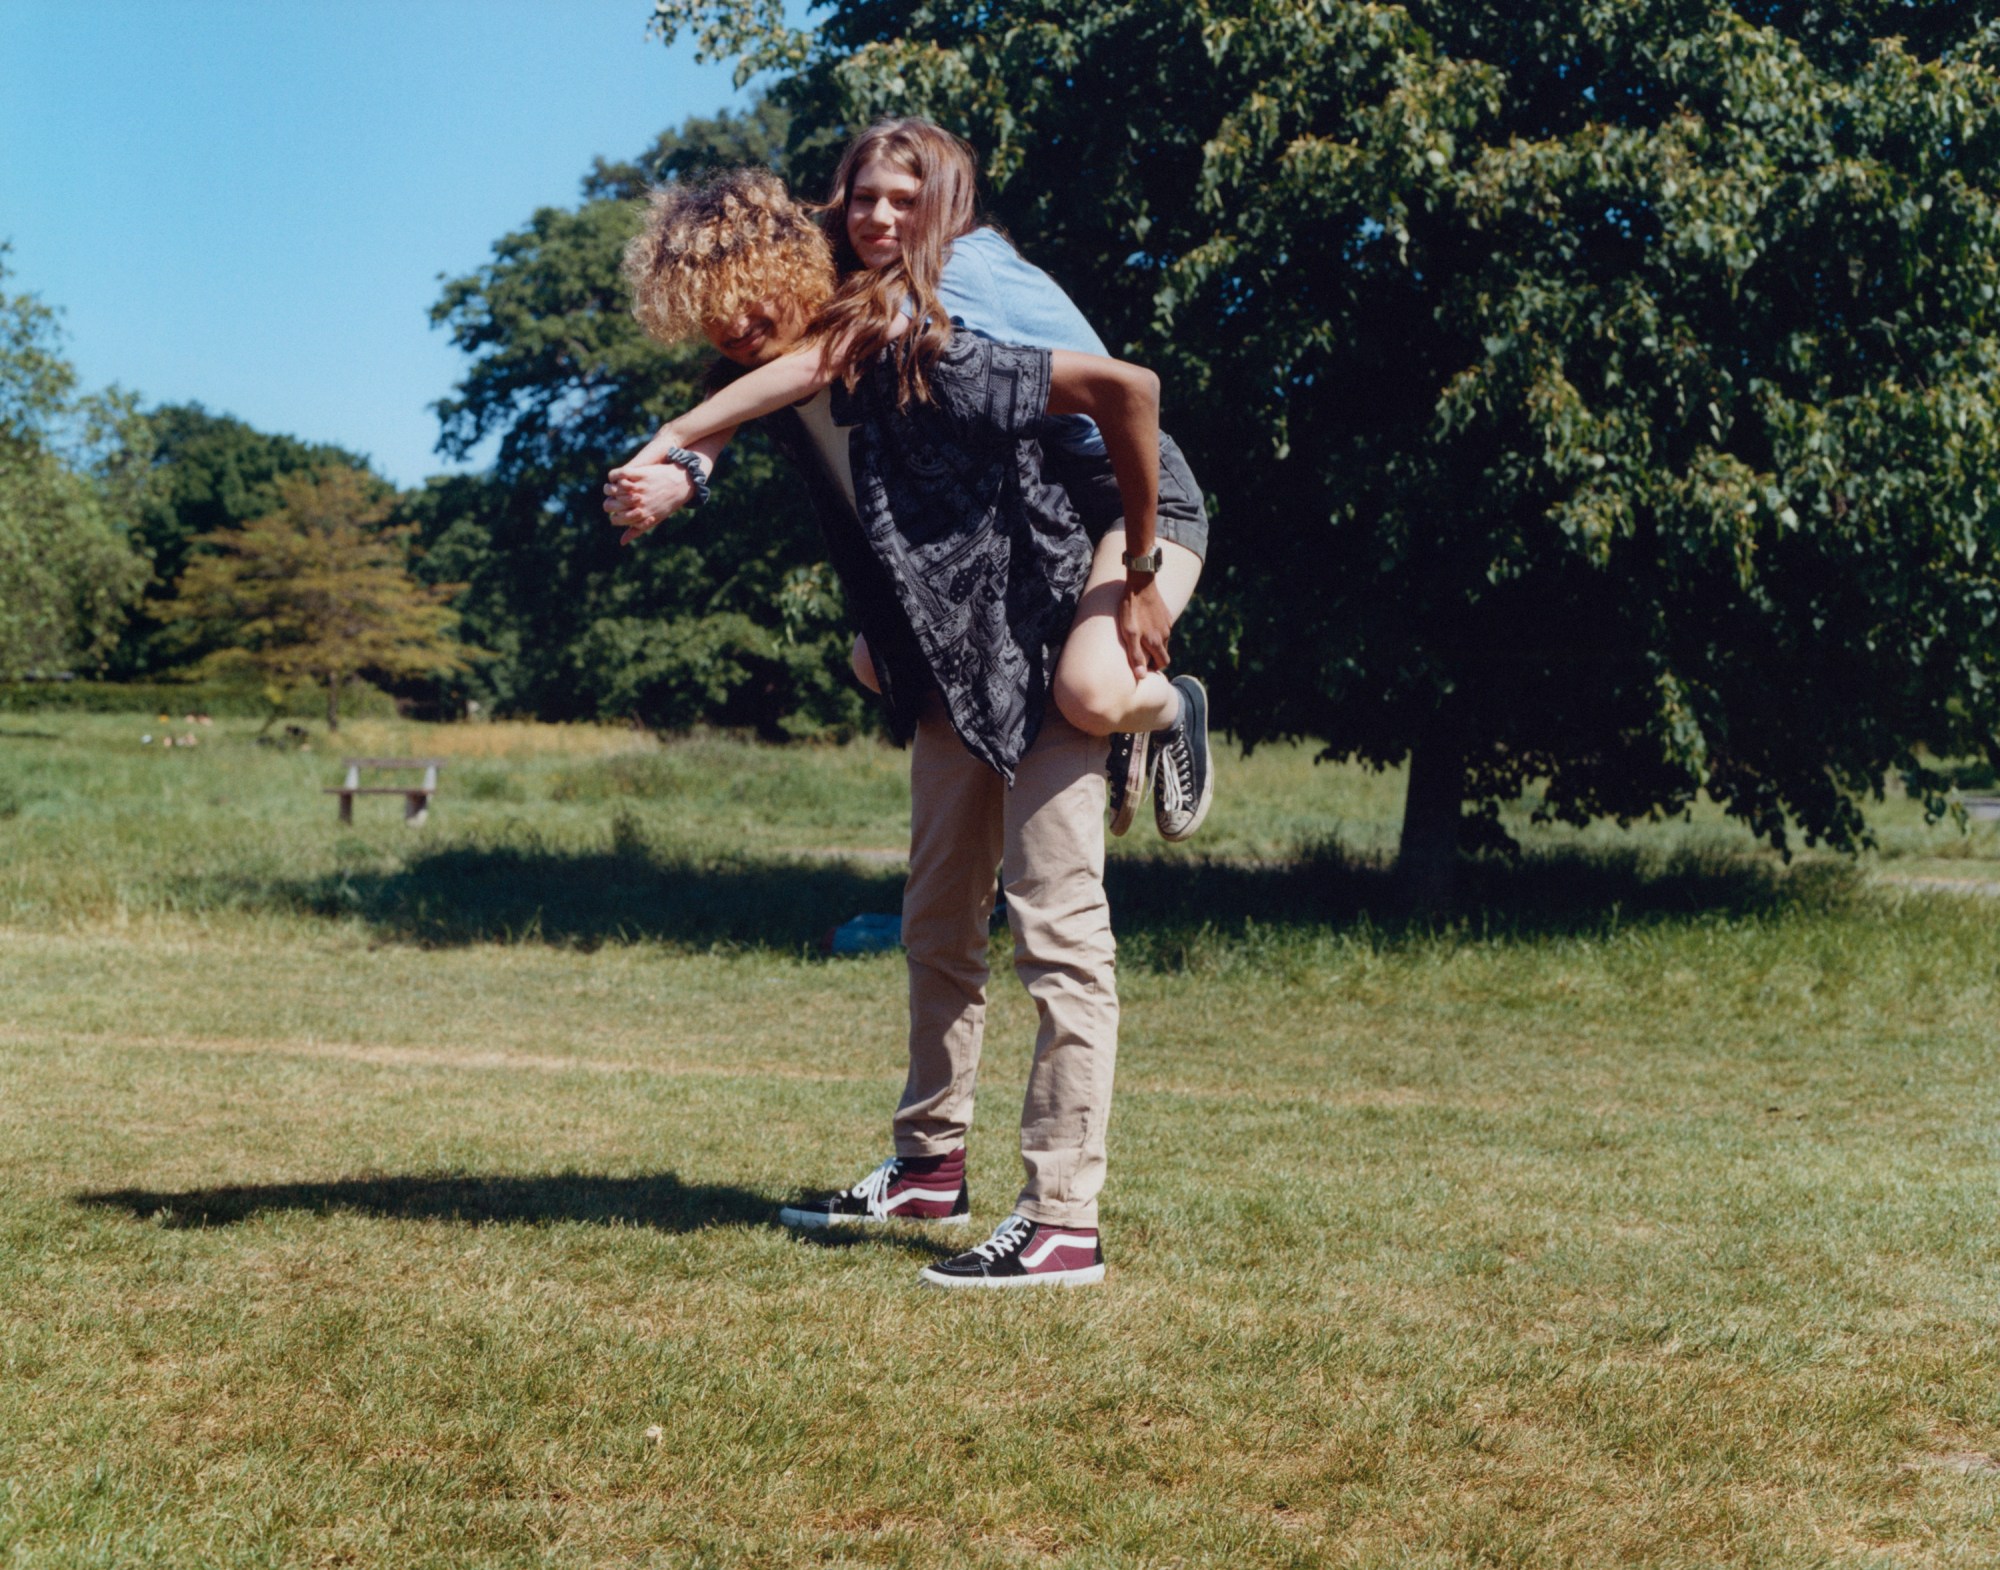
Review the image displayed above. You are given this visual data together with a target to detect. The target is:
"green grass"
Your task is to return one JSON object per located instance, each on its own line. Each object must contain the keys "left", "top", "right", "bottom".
{"left": 4, "top": 714, "right": 2000, "bottom": 1567}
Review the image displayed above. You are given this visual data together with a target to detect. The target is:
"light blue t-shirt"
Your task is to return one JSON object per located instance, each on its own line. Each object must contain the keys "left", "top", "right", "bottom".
{"left": 935, "top": 227, "right": 1109, "bottom": 458}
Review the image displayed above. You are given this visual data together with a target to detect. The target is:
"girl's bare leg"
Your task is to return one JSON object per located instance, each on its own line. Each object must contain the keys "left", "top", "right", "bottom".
{"left": 850, "top": 525, "right": 1199, "bottom": 729}
{"left": 1052, "top": 527, "right": 1203, "bottom": 737}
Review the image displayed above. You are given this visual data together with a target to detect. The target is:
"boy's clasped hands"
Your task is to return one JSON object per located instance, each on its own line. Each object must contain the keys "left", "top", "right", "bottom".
{"left": 602, "top": 459, "right": 693, "bottom": 546}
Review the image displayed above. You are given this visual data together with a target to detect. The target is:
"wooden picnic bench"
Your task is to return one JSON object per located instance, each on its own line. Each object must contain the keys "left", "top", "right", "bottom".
{"left": 326, "top": 757, "right": 446, "bottom": 825}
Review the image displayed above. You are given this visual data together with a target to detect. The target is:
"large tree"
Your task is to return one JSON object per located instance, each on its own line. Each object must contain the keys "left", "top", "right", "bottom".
{"left": 655, "top": 0, "right": 2000, "bottom": 906}
{"left": 164, "top": 468, "right": 474, "bottom": 729}
{"left": 426, "top": 97, "right": 868, "bottom": 737}
{"left": 109, "top": 404, "right": 376, "bottom": 679}
{"left": 0, "top": 258, "right": 151, "bottom": 679}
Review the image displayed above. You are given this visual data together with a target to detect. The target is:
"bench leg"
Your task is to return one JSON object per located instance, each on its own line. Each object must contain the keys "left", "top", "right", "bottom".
{"left": 405, "top": 792, "right": 428, "bottom": 827}
{"left": 338, "top": 793, "right": 353, "bottom": 825}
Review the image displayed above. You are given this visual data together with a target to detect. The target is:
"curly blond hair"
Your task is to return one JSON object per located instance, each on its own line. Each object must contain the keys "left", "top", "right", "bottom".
{"left": 623, "top": 168, "right": 835, "bottom": 346}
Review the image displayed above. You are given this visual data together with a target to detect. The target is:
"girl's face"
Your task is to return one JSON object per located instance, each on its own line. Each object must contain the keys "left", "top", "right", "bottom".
{"left": 845, "top": 153, "right": 922, "bottom": 270}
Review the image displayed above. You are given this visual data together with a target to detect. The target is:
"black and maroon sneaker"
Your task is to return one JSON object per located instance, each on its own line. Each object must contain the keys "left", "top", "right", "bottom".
{"left": 918, "top": 1213, "right": 1105, "bottom": 1289}
{"left": 777, "top": 1150, "right": 970, "bottom": 1229}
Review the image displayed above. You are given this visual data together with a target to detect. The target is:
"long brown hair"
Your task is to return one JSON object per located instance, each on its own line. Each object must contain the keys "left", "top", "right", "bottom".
{"left": 810, "top": 118, "right": 981, "bottom": 407}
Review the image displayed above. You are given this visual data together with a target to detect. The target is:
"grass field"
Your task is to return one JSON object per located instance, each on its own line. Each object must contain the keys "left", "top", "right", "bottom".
{"left": 4, "top": 713, "right": 1999, "bottom": 1567}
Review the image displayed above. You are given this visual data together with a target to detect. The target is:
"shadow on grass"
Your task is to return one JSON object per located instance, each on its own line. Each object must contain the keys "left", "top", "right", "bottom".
{"left": 214, "top": 817, "right": 1860, "bottom": 961}
{"left": 73, "top": 1171, "right": 956, "bottom": 1258}
{"left": 241, "top": 836, "right": 910, "bottom": 952}
{"left": 1111, "top": 837, "right": 1858, "bottom": 952}
{"left": 76, "top": 1171, "right": 777, "bottom": 1232}
{"left": 0, "top": 726, "right": 60, "bottom": 740}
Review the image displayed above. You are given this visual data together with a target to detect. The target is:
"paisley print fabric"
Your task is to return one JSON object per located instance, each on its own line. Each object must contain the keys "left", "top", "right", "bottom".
{"left": 738, "top": 332, "right": 1092, "bottom": 782}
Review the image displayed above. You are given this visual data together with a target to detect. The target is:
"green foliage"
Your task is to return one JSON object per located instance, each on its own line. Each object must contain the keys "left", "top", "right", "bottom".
{"left": 573, "top": 611, "right": 865, "bottom": 739}
{"left": 0, "top": 256, "right": 151, "bottom": 678}
{"left": 164, "top": 469, "right": 476, "bottom": 729}
{"left": 424, "top": 96, "right": 863, "bottom": 734}
{"left": 656, "top": 0, "right": 2000, "bottom": 888}
{"left": 0, "top": 677, "right": 397, "bottom": 720}
{"left": 109, "top": 404, "right": 377, "bottom": 678}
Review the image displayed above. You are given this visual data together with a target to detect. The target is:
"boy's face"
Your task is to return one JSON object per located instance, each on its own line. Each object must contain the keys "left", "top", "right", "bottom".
{"left": 704, "top": 298, "right": 807, "bottom": 367}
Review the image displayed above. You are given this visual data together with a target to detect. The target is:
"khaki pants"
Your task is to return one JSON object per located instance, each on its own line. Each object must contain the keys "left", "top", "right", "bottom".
{"left": 893, "top": 702, "right": 1118, "bottom": 1228}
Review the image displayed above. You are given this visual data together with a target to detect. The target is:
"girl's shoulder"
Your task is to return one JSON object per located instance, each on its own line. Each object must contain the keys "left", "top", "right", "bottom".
{"left": 951, "top": 225, "right": 1017, "bottom": 261}
{"left": 941, "top": 225, "right": 1012, "bottom": 285}
{"left": 938, "top": 228, "right": 1107, "bottom": 358}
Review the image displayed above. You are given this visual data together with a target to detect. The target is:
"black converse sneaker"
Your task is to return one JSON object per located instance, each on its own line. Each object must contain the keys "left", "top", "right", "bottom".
{"left": 1152, "top": 674, "right": 1213, "bottom": 842}
{"left": 918, "top": 1213, "right": 1105, "bottom": 1289}
{"left": 1105, "top": 731, "right": 1149, "bottom": 836}
{"left": 777, "top": 1150, "right": 970, "bottom": 1229}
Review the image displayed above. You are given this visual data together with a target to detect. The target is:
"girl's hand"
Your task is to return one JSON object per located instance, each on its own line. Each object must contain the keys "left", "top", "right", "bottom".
{"left": 602, "top": 464, "right": 695, "bottom": 546}
{"left": 1119, "top": 578, "right": 1173, "bottom": 675}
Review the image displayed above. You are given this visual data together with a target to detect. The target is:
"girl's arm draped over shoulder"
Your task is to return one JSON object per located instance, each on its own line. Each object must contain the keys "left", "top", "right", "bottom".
{"left": 612, "top": 346, "right": 831, "bottom": 476}
{"left": 611, "top": 311, "right": 914, "bottom": 476}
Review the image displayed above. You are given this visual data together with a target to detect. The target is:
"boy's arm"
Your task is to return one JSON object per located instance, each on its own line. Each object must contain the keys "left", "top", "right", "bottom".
{"left": 613, "top": 345, "right": 832, "bottom": 473}
{"left": 1045, "top": 349, "right": 1168, "bottom": 675}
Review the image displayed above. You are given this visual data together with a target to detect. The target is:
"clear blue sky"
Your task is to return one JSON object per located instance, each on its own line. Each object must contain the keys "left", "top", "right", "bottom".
{"left": 1, "top": 1, "right": 798, "bottom": 487}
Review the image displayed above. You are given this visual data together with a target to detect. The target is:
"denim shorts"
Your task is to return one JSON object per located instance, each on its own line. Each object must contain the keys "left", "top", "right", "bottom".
{"left": 1045, "top": 429, "right": 1210, "bottom": 562}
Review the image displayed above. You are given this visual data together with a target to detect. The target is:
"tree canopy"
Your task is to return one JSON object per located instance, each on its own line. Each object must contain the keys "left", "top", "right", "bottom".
{"left": 109, "top": 404, "right": 378, "bottom": 679}
{"left": 0, "top": 257, "right": 151, "bottom": 679}
{"left": 655, "top": 0, "right": 2000, "bottom": 903}
{"left": 423, "top": 97, "right": 867, "bottom": 737}
{"left": 165, "top": 468, "right": 475, "bottom": 730}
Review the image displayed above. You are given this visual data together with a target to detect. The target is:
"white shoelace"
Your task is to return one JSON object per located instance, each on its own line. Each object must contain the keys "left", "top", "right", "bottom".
{"left": 969, "top": 1214, "right": 1033, "bottom": 1263}
{"left": 1156, "top": 737, "right": 1188, "bottom": 814}
{"left": 849, "top": 1157, "right": 903, "bottom": 1217}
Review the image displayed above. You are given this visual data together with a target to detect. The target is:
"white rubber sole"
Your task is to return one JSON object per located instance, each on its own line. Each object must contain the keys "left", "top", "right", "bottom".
{"left": 1107, "top": 734, "right": 1148, "bottom": 837}
{"left": 918, "top": 1263, "right": 1106, "bottom": 1289}
{"left": 1158, "top": 767, "right": 1214, "bottom": 842}
{"left": 1157, "top": 679, "right": 1213, "bottom": 842}
{"left": 778, "top": 1206, "right": 972, "bottom": 1230}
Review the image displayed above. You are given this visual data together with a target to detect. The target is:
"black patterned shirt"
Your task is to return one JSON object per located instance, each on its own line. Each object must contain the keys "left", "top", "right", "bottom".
{"left": 731, "top": 332, "right": 1093, "bottom": 781}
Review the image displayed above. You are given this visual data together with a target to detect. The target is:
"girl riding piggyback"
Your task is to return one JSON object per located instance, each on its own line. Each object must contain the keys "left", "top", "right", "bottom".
{"left": 610, "top": 118, "right": 1214, "bottom": 841}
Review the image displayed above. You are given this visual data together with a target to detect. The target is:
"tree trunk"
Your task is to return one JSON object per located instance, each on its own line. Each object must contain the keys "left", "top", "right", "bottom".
{"left": 326, "top": 673, "right": 340, "bottom": 732}
{"left": 1395, "top": 703, "right": 1466, "bottom": 917}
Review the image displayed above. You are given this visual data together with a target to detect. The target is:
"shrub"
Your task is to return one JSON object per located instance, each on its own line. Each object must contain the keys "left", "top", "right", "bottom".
{"left": 0, "top": 678, "right": 398, "bottom": 720}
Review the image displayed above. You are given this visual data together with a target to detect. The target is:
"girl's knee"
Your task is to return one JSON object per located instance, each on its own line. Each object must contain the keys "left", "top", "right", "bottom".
{"left": 1052, "top": 668, "right": 1125, "bottom": 736}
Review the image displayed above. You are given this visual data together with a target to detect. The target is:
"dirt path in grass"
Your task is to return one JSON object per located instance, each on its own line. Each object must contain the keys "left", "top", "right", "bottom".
{"left": 1875, "top": 873, "right": 2000, "bottom": 897}
{"left": 0, "top": 1024, "right": 876, "bottom": 1084}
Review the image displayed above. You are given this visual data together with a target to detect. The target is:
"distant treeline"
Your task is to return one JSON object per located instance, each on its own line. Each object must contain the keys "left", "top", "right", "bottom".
{"left": 2, "top": 103, "right": 865, "bottom": 741}
{"left": 13, "top": 0, "right": 2000, "bottom": 904}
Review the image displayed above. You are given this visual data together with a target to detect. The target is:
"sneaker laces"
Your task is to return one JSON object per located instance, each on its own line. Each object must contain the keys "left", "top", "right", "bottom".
{"left": 1157, "top": 726, "right": 1191, "bottom": 815}
{"left": 969, "top": 1214, "right": 1033, "bottom": 1263}
{"left": 849, "top": 1157, "right": 903, "bottom": 1216}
